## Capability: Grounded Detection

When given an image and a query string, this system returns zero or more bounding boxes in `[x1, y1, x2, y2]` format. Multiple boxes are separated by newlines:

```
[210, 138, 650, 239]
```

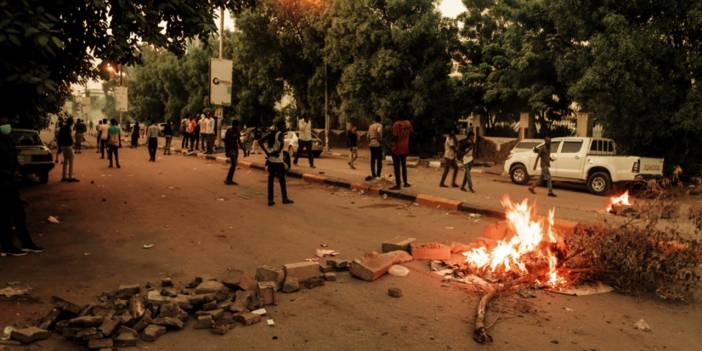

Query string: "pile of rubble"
[5, 258, 358, 349]
[4, 247, 423, 349]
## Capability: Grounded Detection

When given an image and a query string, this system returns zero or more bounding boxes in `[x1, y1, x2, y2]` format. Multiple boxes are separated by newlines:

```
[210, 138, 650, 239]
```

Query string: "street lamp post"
[214, 6, 225, 148]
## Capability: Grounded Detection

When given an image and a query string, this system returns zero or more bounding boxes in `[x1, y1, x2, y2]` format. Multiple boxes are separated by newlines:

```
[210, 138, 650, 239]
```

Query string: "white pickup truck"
[504, 137, 664, 195]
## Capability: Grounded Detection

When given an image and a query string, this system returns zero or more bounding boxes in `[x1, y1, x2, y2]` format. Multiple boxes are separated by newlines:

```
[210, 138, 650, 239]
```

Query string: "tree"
[0, 0, 254, 127]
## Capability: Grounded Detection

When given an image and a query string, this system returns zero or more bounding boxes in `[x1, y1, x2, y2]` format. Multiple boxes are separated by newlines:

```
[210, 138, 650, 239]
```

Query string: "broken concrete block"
[68, 316, 104, 328]
[388, 288, 403, 298]
[203, 309, 224, 320]
[161, 277, 174, 287]
[98, 317, 120, 337]
[230, 290, 253, 312]
[75, 327, 100, 339]
[10, 327, 50, 344]
[349, 253, 395, 281]
[132, 310, 152, 332]
[194, 315, 214, 329]
[116, 284, 141, 298]
[284, 261, 320, 282]
[221, 269, 244, 290]
[382, 238, 416, 253]
[37, 307, 62, 330]
[51, 296, 82, 316]
[326, 258, 350, 271]
[87, 338, 113, 349]
[161, 288, 178, 297]
[410, 243, 451, 260]
[114, 299, 128, 309]
[255, 265, 285, 290]
[302, 276, 325, 289]
[210, 321, 231, 335]
[238, 274, 259, 291]
[319, 263, 336, 273]
[202, 301, 218, 311]
[114, 331, 138, 348]
[281, 277, 300, 293]
[152, 316, 184, 329]
[140, 324, 167, 342]
[235, 312, 262, 326]
[256, 281, 278, 306]
[195, 280, 226, 294]
[159, 302, 188, 322]
[129, 296, 145, 319]
[323, 272, 337, 281]
[217, 311, 234, 323]
[171, 294, 193, 310]
[61, 327, 81, 339]
[187, 293, 216, 305]
[146, 290, 169, 305]
[117, 326, 138, 337]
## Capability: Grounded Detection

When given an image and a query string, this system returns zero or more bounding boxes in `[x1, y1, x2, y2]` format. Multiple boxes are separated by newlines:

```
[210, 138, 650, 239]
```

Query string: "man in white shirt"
[293, 116, 315, 168]
[367, 115, 383, 180]
[439, 128, 459, 188]
[99, 118, 109, 159]
[146, 121, 160, 162]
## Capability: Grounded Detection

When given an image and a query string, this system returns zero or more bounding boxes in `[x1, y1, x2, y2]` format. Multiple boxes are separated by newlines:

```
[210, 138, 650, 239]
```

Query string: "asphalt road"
[1, 147, 700, 351]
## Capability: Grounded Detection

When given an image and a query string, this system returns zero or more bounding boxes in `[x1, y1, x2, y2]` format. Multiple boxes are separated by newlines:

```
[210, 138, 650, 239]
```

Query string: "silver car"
[11, 129, 54, 183]
[284, 131, 324, 157]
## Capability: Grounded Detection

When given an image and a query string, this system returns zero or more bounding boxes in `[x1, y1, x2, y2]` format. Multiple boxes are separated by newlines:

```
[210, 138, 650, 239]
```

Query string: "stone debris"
[282, 277, 300, 293]
[349, 251, 413, 281]
[116, 284, 141, 298]
[284, 262, 321, 283]
[87, 338, 113, 349]
[195, 315, 214, 329]
[141, 324, 167, 342]
[10, 327, 50, 344]
[255, 266, 285, 290]
[410, 243, 452, 260]
[387, 288, 403, 298]
[381, 238, 416, 253]
[326, 258, 350, 271]
[257, 282, 278, 306]
[236, 312, 262, 326]
[323, 272, 337, 281]
[114, 331, 138, 347]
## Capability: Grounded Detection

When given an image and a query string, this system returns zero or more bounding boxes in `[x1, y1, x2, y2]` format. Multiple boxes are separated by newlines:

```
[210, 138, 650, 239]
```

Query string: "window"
[550, 141, 562, 153]
[561, 141, 583, 153]
[590, 140, 601, 152]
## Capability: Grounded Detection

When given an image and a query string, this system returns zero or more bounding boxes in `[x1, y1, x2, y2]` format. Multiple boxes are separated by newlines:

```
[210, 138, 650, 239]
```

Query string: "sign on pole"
[115, 86, 128, 112]
[210, 58, 233, 106]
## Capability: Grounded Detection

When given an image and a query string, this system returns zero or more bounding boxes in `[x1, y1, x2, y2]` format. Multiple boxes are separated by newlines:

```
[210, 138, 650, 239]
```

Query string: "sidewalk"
[170, 145, 614, 226]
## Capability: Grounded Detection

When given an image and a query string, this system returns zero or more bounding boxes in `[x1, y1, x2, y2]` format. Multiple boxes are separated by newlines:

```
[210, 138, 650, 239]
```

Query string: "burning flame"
[606, 191, 631, 213]
[463, 197, 564, 287]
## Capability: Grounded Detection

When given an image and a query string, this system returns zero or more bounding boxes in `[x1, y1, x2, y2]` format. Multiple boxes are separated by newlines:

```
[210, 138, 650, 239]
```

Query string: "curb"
[167, 147, 586, 229]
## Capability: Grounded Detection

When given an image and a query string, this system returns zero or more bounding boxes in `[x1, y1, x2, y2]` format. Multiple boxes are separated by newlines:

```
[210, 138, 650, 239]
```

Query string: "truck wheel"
[38, 172, 49, 184]
[587, 171, 611, 195]
[510, 164, 529, 185]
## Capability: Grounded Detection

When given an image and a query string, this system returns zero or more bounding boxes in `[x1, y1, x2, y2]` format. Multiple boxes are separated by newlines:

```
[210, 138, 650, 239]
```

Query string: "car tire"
[38, 172, 49, 184]
[587, 171, 611, 196]
[509, 164, 529, 185]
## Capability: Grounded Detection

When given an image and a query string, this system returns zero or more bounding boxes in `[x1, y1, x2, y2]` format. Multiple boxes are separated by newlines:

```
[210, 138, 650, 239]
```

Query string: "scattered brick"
[323, 272, 337, 281]
[326, 258, 350, 271]
[161, 277, 174, 287]
[257, 281, 278, 306]
[75, 327, 100, 339]
[235, 312, 262, 326]
[255, 265, 285, 290]
[132, 310, 152, 332]
[87, 338, 113, 350]
[67, 316, 104, 328]
[281, 277, 300, 293]
[116, 284, 141, 298]
[382, 238, 416, 253]
[146, 290, 169, 305]
[51, 296, 82, 316]
[202, 301, 218, 311]
[195, 315, 214, 329]
[10, 327, 50, 344]
[129, 296, 145, 319]
[284, 262, 320, 282]
[195, 280, 226, 294]
[410, 243, 452, 260]
[98, 317, 120, 337]
[37, 307, 62, 330]
[114, 331, 138, 348]
[210, 321, 231, 335]
[140, 324, 167, 342]
[319, 263, 336, 273]
[301, 276, 325, 289]
[151, 316, 184, 330]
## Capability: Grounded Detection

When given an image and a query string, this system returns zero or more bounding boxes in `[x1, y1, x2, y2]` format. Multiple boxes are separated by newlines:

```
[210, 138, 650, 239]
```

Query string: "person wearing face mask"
[0, 114, 44, 256]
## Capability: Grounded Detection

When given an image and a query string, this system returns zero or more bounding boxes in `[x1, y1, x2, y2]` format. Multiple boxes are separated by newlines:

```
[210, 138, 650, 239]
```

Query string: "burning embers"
[463, 197, 565, 287]
[606, 191, 632, 214]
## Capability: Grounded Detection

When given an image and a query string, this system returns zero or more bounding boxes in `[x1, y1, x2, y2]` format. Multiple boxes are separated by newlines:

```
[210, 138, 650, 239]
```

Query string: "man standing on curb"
[293, 116, 315, 168]
[529, 136, 556, 197]
[439, 128, 459, 188]
[366, 116, 383, 180]
[202, 114, 215, 154]
[146, 121, 160, 162]
[389, 116, 413, 190]
[58, 117, 78, 182]
[224, 119, 244, 185]
[0, 114, 44, 256]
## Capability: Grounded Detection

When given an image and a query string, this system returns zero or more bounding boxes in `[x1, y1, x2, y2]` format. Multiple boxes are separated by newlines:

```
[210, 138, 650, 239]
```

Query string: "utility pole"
[119, 64, 123, 127]
[214, 6, 225, 148]
[324, 57, 329, 152]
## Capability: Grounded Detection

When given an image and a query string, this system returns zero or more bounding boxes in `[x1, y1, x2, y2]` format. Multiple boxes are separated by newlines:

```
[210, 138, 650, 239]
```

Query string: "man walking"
[529, 136, 556, 197]
[74, 119, 86, 153]
[107, 119, 122, 168]
[99, 118, 109, 158]
[203, 114, 215, 154]
[347, 124, 358, 169]
[224, 120, 244, 185]
[146, 121, 160, 162]
[58, 117, 78, 182]
[260, 121, 294, 206]
[389, 116, 413, 190]
[293, 116, 315, 168]
[163, 120, 173, 155]
[0, 114, 44, 256]
[439, 128, 459, 187]
[366, 116, 383, 180]
[95, 120, 102, 154]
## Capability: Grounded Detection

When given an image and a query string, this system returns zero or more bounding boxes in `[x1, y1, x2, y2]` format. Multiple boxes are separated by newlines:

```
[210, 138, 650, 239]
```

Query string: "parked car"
[10, 129, 54, 183]
[504, 137, 664, 195]
[509, 138, 544, 155]
[283, 131, 324, 157]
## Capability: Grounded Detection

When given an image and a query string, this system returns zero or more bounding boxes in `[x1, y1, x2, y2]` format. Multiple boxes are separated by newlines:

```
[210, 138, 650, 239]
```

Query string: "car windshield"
[11, 131, 41, 146]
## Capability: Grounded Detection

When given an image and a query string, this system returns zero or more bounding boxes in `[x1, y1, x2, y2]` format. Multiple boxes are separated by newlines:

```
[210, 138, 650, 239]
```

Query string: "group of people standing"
[439, 129, 476, 192]
[180, 114, 216, 154]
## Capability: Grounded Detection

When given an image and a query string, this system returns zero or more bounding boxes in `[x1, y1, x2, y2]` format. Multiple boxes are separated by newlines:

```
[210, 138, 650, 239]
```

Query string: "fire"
[463, 197, 564, 287]
[606, 191, 631, 213]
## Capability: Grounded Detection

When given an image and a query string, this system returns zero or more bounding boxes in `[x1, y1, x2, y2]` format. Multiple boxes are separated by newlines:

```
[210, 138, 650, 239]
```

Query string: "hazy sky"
[220, 0, 467, 30]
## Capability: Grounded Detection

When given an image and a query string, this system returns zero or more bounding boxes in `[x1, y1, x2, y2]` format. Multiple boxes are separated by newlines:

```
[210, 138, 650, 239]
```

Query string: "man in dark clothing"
[389, 116, 413, 190]
[0, 114, 44, 256]
[58, 117, 78, 182]
[529, 137, 556, 197]
[224, 120, 244, 185]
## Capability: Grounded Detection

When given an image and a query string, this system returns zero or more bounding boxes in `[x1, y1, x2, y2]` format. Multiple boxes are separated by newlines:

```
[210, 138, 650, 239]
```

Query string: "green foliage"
[0, 0, 254, 127]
